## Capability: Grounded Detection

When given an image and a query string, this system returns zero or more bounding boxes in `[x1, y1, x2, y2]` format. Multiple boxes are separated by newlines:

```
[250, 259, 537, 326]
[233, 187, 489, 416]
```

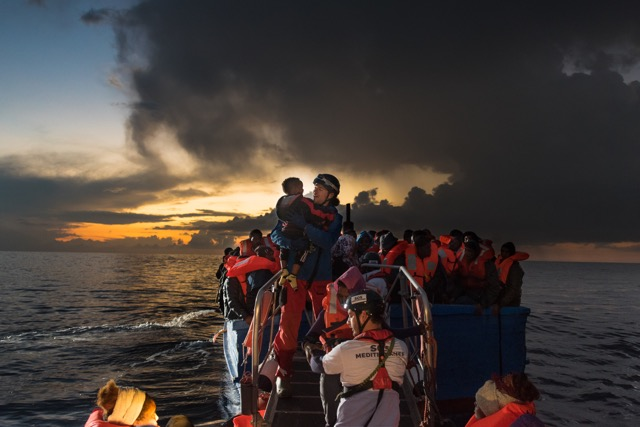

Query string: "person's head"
[106, 386, 158, 426]
[449, 229, 463, 239]
[281, 177, 304, 195]
[332, 234, 356, 256]
[249, 229, 263, 248]
[448, 235, 463, 252]
[166, 415, 194, 427]
[255, 245, 275, 261]
[356, 231, 373, 251]
[474, 372, 540, 419]
[403, 229, 413, 242]
[463, 237, 481, 261]
[360, 252, 381, 274]
[374, 229, 389, 245]
[313, 173, 340, 206]
[412, 230, 432, 258]
[333, 266, 367, 302]
[379, 232, 398, 255]
[96, 379, 119, 415]
[501, 242, 516, 259]
[223, 247, 233, 256]
[345, 289, 385, 335]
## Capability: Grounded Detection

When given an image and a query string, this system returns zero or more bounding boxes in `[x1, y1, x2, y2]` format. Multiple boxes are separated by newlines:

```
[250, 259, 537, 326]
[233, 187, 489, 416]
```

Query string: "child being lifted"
[276, 177, 335, 290]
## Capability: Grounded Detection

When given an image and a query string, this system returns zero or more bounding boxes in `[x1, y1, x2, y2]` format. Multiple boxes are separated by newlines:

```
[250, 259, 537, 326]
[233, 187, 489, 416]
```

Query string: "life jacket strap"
[338, 380, 401, 399]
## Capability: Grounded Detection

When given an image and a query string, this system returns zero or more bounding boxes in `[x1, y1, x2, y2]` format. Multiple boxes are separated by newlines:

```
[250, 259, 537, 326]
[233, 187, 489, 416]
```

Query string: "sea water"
[0, 252, 638, 426]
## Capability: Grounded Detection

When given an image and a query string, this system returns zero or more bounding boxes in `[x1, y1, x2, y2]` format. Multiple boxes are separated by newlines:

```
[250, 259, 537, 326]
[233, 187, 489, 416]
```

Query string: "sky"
[2, 0, 640, 263]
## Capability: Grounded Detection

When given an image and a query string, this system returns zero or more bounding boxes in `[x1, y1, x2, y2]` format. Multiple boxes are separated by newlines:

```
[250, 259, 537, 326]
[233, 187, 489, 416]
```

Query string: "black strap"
[336, 339, 396, 400]
[306, 246, 322, 289]
[340, 381, 401, 399]
[363, 389, 384, 427]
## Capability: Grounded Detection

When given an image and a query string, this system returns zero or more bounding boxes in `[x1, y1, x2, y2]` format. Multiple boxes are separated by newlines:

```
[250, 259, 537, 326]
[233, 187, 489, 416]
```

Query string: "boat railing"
[248, 264, 438, 427]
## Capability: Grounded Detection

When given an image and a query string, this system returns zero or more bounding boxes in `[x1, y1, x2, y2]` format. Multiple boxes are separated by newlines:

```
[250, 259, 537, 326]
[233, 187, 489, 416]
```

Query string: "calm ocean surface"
[0, 252, 638, 426]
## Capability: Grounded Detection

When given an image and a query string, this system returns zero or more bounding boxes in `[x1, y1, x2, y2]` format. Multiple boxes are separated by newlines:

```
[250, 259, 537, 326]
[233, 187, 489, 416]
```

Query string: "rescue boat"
[229, 263, 530, 427]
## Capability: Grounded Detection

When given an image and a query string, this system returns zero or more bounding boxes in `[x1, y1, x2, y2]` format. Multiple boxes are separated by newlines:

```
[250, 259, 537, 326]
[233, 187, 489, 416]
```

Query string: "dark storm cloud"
[156, 210, 277, 234]
[0, 164, 185, 251]
[107, 1, 640, 248]
[0, 167, 181, 216]
[80, 8, 118, 24]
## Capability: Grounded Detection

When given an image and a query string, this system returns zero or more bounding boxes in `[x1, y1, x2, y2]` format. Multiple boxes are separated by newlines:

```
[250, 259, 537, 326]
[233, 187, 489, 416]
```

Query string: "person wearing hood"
[355, 231, 374, 263]
[466, 372, 543, 427]
[84, 380, 159, 427]
[331, 233, 359, 280]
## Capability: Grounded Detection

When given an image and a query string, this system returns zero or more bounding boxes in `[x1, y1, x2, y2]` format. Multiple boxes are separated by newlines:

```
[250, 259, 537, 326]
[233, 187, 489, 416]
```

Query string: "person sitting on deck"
[465, 372, 543, 427]
[237, 229, 265, 257]
[331, 233, 359, 280]
[378, 232, 408, 303]
[438, 229, 464, 280]
[84, 379, 162, 427]
[275, 176, 336, 290]
[222, 246, 278, 385]
[405, 230, 449, 304]
[494, 241, 530, 307]
[355, 230, 374, 263]
[304, 290, 409, 427]
[451, 236, 501, 314]
[360, 251, 388, 299]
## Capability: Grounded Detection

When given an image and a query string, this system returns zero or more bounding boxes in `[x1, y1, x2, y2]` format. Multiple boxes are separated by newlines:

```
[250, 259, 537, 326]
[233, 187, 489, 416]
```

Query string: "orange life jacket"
[225, 255, 239, 271]
[495, 252, 529, 285]
[226, 256, 278, 297]
[437, 246, 459, 276]
[405, 242, 440, 286]
[239, 236, 273, 257]
[319, 266, 367, 347]
[458, 249, 493, 289]
[232, 410, 267, 427]
[380, 241, 408, 274]
[320, 286, 352, 346]
[464, 401, 537, 427]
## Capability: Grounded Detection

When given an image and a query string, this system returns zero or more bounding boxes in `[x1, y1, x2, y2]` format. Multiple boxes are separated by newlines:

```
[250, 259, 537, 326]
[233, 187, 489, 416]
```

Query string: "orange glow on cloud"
[57, 222, 190, 243]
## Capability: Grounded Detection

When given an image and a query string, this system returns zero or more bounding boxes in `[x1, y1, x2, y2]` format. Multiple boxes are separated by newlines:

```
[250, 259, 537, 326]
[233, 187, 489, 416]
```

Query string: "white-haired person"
[85, 379, 193, 427]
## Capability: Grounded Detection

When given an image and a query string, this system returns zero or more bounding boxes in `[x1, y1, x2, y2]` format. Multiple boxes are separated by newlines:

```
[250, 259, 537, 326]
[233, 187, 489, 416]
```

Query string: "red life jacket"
[458, 249, 494, 289]
[405, 242, 440, 286]
[495, 252, 529, 285]
[438, 246, 459, 276]
[380, 241, 408, 274]
[320, 286, 352, 347]
[239, 236, 273, 257]
[231, 410, 267, 427]
[464, 401, 537, 427]
[354, 329, 395, 390]
[226, 256, 278, 297]
[225, 255, 239, 271]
